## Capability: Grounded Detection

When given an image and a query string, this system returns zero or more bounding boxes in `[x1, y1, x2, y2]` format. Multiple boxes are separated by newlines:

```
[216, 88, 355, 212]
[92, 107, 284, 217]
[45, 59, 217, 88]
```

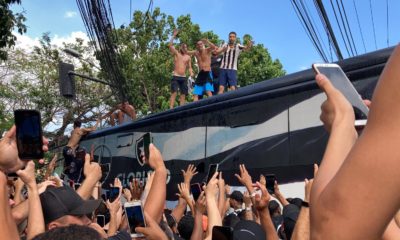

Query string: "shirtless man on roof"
[63, 119, 100, 181]
[168, 29, 194, 109]
[189, 38, 217, 101]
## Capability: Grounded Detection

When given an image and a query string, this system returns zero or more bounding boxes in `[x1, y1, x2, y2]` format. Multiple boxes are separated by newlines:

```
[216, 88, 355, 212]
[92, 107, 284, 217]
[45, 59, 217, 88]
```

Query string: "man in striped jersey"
[218, 32, 253, 94]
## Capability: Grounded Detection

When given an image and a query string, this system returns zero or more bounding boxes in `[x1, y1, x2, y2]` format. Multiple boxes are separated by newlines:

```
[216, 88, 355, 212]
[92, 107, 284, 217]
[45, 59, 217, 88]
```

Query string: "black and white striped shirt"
[220, 43, 245, 71]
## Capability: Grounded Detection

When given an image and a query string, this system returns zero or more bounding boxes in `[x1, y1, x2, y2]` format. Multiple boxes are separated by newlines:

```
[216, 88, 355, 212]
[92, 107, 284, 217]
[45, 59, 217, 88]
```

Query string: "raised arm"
[17, 161, 45, 240]
[81, 119, 100, 133]
[201, 38, 217, 52]
[214, 44, 228, 55]
[143, 144, 167, 223]
[169, 29, 179, 55]
[76, 154, 102, 200]
[0, 172, 19, 240]
[311, 44, 400, 239]
[254, 182, 279, 240]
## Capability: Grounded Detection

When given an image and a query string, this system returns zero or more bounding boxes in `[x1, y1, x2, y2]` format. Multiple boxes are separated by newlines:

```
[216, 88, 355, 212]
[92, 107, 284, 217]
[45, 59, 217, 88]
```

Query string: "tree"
[0, 0, 27, 61]
[112, 8, 283, 113]
[237, 34, 285, 87]
[0, 33, 113, 137]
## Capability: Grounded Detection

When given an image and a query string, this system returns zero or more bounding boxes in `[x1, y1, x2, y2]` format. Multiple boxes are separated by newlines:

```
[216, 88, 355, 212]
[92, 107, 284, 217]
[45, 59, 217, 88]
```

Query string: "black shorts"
[196, 70, 212, 85]
[171, 76, 188, 95]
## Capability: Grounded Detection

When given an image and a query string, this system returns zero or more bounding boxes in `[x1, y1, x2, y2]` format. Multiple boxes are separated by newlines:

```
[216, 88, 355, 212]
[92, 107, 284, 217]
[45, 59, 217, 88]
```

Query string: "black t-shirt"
[211, 55, 223, 78]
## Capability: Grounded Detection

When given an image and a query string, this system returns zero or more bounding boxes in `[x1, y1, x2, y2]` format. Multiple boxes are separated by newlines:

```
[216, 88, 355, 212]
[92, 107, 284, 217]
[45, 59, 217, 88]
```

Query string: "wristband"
[301, 201, 309, 208]
[245, 207, 252, 211]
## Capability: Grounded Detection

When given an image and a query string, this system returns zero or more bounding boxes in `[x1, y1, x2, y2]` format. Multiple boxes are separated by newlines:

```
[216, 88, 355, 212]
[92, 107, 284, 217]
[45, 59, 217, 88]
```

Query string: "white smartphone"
[312, 63, 369, 125]
[124, 201, 146, 238]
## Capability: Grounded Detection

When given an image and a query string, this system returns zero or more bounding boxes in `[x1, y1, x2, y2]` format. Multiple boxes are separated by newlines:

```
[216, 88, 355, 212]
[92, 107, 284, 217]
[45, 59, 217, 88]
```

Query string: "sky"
[11, 0, 400, 74]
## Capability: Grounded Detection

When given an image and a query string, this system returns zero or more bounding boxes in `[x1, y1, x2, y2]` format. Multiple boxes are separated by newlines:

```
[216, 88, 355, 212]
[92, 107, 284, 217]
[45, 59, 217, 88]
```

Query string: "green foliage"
[0, 0, 27, 61]
[111, 8, 284, 114]
[0, 33, 113, 136]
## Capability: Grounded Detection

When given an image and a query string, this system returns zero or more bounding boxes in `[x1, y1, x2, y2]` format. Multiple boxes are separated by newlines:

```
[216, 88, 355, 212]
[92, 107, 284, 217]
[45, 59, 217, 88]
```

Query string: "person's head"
[268, 200, 281, 216]
[40, 186, 101, 230]
[229, 190, 243, 209]
[228, 31, 237, 45]
[177, 215, 194, 240]
[122, 100, 130, 108]
[73, 120, 82, 129]
[179, 43, 188, 54]
[196, 40, 204, 51]
[233, 220, 266, 240]
[282, 204, 300, 240]
[223, 213, 240, 228]
[32, 224, 102, 240]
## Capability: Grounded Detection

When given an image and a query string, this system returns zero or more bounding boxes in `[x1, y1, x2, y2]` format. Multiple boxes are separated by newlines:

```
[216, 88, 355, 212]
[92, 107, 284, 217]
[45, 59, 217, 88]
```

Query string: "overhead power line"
[290, 0, 328, 62]
[313, 0, 344, 60]
[352, 0, 366, 53]
[338, 0, 358, 55]
[329, 0, 352, 57]
[369, 0, 378, 50]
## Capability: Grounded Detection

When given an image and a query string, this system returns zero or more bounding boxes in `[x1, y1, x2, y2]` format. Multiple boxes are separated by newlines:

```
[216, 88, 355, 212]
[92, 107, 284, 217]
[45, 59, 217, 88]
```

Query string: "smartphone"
[212, 226, 233, 240]
[14, 109, 44, 159]
[124, 201, 146, 238]
[74, 183, 81, 191]
[190, 183, 202, 201]
[108, 187, 120, 202]
[143, 133, 152, 160]
[312, 63, 369, 122]
[96, 215, 105, 227]
[265, 174, 276, 195]
[206, 164, 219, 183]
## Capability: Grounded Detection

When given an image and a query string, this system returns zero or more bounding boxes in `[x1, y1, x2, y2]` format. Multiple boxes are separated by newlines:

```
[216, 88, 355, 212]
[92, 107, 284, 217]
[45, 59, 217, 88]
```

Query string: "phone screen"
[96, 215, 105, 227]
[191, 183, 202, 201]
[143, 133, 151, 160]
[108, 187, 120, 202]
[212, 226, 233, 240]
[265, 174, 276, 194]
[206, 164, 219, 183]
[14, 110, 44, 159]
[125, 204, 145, 236]
[313, 64, 369, 120]
[74, 183, 81, 191]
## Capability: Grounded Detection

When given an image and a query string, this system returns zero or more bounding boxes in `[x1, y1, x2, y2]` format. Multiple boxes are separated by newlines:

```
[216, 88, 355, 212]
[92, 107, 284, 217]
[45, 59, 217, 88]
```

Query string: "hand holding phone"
[143, 133, 152, 160]
[14, 110, 44, 160]
[108, 187, 120, 202]
[206, 164, 219, 183]
[312, 63, 369, 122]
[190, 183, 202, 201]
[124, 201, 146, 238]
[265, 174, 276, 195]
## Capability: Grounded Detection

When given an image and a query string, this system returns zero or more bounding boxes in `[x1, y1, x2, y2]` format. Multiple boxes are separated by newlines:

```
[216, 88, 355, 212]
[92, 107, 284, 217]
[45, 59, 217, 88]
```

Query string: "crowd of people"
[1, 44, 400, 240]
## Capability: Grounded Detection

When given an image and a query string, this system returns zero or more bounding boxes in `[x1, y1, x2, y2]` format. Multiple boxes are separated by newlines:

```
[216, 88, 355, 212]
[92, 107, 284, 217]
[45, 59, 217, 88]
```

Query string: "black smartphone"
[108, 187, 120, 202]
[265, 174, 276, 194]
[190, 183, 202, 201]
[143, 133, 152, 160]
[206, 164, 219, 183]
[99, 163, 110, 183]
[312, 63, 369, 122]
[212, 226, 233, 240]
[96, 215, 105, 227]
[14, 109, 44, 160]
[125, 201, 146, 238]
[74, 183, 81, 191]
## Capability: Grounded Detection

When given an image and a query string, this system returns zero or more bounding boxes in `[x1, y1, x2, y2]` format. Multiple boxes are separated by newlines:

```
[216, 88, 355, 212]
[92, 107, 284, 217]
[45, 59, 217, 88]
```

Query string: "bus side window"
[117, 133, 134, 148]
